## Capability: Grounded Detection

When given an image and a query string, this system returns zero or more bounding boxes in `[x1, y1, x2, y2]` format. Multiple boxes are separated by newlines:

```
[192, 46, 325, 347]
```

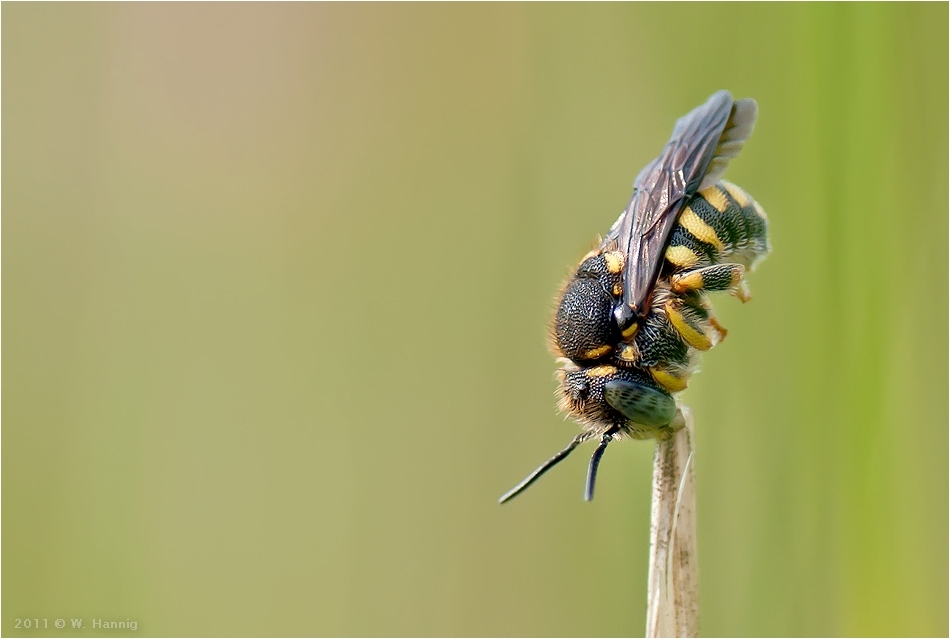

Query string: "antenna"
[498, 433, 587, 504]
[584, 427, 619, 501]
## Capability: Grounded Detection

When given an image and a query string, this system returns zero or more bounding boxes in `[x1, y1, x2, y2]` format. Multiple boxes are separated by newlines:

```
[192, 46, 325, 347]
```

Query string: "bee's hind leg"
[670, 263, 750, 302]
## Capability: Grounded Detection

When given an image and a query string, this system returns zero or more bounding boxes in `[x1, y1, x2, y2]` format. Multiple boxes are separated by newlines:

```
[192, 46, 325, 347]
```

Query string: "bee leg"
[664, 297, 726, 351]
[670, 263, 750, 301]
[708, 315, 729, 341]
[648, 362, 690, 392]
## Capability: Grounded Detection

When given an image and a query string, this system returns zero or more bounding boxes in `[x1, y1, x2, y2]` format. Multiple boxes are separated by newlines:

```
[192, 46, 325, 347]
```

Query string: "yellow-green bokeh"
[3, 3, 946, 637]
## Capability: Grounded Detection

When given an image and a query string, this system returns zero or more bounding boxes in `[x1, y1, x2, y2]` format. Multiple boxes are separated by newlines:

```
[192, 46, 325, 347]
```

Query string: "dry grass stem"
[645, 406, 698, 638]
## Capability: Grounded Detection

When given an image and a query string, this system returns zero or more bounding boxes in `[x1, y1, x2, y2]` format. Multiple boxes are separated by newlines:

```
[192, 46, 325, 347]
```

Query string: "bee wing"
[606, 91, 758, 321]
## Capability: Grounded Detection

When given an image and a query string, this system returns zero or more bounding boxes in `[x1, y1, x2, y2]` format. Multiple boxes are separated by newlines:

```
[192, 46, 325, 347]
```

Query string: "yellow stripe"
[665, 301, 713, 351]
[587, 365, 617, 378]
[670, 270, 704, 293]
[649, 366, 689, 392]
[581, 344, 612, 360]
[678, 207, 724, 252]
[720, 181, 751, 207]
[617, 344, 637, 363]
[665, 245, 700, 269]
[753, 201, 768, 220]
[620, 320, 639, 339]
[700, 184, 730, 213]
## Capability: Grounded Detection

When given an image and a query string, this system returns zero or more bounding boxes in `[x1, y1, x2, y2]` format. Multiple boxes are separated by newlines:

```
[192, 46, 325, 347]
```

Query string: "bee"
[500, 91, 770, 504]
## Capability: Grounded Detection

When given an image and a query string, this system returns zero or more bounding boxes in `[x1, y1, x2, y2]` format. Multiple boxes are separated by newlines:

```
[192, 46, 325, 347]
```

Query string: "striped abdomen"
[664, 181, 769, 274]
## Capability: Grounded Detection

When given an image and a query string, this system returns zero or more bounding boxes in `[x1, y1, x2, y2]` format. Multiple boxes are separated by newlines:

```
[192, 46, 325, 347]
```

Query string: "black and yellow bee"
[500, 91, 770, 504]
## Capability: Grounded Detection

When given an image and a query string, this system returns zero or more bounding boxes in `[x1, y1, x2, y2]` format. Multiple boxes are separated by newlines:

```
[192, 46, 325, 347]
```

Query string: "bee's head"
[556, 364, 621, 425]
[556, 363, 676, 435]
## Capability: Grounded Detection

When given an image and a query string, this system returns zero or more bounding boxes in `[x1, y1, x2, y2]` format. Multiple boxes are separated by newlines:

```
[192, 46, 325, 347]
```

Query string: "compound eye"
[604, 379, 675, 427]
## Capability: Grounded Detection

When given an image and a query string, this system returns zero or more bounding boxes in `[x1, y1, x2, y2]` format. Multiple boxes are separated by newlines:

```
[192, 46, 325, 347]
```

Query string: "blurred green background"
[3, 3, 946, 637]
